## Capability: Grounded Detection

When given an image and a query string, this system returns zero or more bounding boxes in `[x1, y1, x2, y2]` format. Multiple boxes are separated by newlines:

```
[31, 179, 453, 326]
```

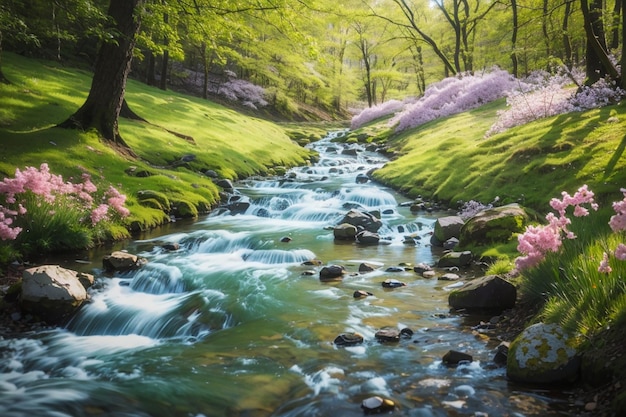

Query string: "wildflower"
[90, 204, 110, 225]
[598, 252, 612, 274]
[615, 244, 626, 261]
[609, 188, 626, 232]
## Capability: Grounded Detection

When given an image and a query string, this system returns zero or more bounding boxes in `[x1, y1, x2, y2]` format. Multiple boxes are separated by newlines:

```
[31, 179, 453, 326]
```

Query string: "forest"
[1, 0, 624, 125]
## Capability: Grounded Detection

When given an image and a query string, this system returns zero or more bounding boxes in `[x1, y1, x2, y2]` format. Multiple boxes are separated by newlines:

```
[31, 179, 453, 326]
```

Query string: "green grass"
[0, 53, 319, 233]
[366, 99, 626, 211]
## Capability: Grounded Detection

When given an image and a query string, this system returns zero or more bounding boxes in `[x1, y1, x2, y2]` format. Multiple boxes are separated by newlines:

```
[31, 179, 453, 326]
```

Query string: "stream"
[0, 131, 575, 416]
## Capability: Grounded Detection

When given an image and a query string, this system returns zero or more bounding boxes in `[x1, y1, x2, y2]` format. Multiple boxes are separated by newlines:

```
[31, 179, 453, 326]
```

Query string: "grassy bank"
[358, 100, 626, 211]
[344, 89, 626, 414]
[0, 53, 327, 235]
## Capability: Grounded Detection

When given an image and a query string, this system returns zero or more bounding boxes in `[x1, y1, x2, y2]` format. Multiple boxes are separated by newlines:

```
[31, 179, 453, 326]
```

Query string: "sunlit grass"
[369, 99, 626, 211]
[0, 52, 318, 235]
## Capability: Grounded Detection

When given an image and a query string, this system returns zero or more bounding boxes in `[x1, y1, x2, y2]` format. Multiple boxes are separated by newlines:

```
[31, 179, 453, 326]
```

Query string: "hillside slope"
[362, 100, 626, 211]
[0, 53, 324, 230]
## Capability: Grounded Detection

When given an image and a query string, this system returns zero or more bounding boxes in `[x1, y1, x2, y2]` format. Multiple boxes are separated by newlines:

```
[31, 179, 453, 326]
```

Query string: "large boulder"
[507, 323, 580, 385]
[20, 265, 92, 323]
[432, 216, 465, 246]
[338, 209, 382, 233]
[448, 275, 516, 312]
[333, 223, 358, 240]
[460, 204, 528, 246]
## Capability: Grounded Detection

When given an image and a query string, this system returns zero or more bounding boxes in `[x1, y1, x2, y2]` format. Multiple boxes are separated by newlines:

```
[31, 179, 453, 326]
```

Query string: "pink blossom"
[615, 244, 626, 261]
[609, 188, 626, 232]
[598, 252, 612, 274]
[90, 204, 109, 225]
[390, 69, 519, 132]
[351, 99, 409, 129]
[106, 186, 130, 217]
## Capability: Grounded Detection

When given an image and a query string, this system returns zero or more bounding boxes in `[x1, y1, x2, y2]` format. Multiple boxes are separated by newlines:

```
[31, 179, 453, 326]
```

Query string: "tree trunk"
[159, 11, 169, 91]
[622, 0, 626, 90]
[610, 0, 622, 50]
[580, 0, 618, 83]
[57, 0, 144, 154]
[511, 0, 519, 77]
[562, 0, 573, 69]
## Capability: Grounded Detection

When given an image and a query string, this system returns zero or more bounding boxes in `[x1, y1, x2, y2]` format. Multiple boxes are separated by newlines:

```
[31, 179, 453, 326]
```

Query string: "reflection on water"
[0, 131, 572, 416]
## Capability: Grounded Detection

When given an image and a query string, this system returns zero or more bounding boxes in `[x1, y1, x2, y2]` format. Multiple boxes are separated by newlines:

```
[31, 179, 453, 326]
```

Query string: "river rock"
[439, 273, 461, 282]
[438, 250, 473, 268]
[338, 209, 382, 233]
[333, 223, 358, 240]
[319, 264, 346, 281]
[361, 396, 395, 414]
[460, 203, 528, 246]
[356, 230, 380, 245]
[358, 262, 380, 273]
[414, 263, 432, 274]
[214, 178, 234, 191]
[334, 332, 364, 346]
[375, 327, 400, 342]
[382, 278, 406, 288]
[442, 350, 473, 365]
[356, 173, 369, 184]
[20, 265, 91, 323]
[103, 251, 147, 272]
[443, 237, 459, 250]
[353, 290, 373, 298]
[507, 322, 580, 384]
[432, 216, 465, 246]
[448, 275, 516, 312]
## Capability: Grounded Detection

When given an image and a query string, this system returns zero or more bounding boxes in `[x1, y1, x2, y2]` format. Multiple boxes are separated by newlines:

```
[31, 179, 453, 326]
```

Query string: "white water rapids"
[0, 131, 575, 416]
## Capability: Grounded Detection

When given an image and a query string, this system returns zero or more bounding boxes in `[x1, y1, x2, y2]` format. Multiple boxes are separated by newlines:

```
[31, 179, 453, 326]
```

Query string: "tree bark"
[511, 0, 518, 77]
[580, 0, 618, 83]
[57, 0, 144, 154]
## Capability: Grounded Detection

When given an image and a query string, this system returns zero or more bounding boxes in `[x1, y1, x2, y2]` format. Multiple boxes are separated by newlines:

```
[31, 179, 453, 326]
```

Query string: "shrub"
[0, 163, 130, 259]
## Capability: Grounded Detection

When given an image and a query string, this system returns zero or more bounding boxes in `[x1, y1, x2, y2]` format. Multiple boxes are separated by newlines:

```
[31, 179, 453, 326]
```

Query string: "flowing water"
[0, 131, 574, 416]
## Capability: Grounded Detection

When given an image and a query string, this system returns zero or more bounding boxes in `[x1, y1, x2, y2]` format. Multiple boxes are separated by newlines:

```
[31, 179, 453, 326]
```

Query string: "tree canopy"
[0, 0, 624, 144]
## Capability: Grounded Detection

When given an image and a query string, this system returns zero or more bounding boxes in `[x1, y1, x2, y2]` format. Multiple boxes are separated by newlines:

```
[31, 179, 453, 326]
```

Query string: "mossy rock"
[507, 322, 580, 385]
[460, 203, 528, 246]
[138, 197, 164, 211]
[172, 200, 198, 218]
[137, 190, 171, 212]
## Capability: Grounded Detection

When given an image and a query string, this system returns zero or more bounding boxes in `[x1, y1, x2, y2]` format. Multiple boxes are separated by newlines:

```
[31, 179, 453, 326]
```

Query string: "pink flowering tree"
[0, 163, 130, 260]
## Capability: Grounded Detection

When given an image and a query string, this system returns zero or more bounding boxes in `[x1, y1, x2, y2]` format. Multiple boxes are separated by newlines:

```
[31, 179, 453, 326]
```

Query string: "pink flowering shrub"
[487, 72, 625, 137]
[515, 185, 598, 270]
[516, 185, 626, 274]
[390, 69, 518, 132]
[0, 163, 130, 257]
[350, 99, 409, 130]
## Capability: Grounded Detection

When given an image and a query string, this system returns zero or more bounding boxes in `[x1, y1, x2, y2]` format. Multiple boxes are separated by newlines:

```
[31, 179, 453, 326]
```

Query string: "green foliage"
[485, 258, 515, 275]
